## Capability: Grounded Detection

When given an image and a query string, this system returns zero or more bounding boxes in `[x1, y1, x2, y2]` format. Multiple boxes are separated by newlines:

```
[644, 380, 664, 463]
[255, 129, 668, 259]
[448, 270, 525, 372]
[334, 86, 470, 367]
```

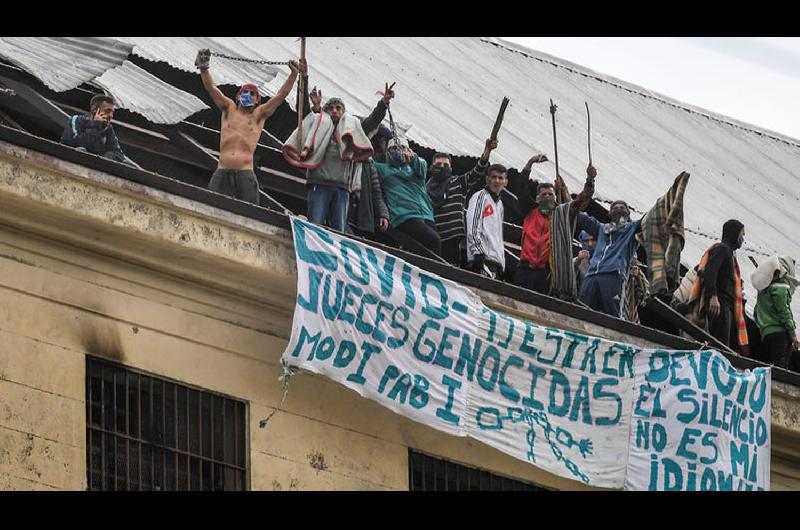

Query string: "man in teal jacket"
[754, 256, 798, 369]
[374, 137, 441, 256]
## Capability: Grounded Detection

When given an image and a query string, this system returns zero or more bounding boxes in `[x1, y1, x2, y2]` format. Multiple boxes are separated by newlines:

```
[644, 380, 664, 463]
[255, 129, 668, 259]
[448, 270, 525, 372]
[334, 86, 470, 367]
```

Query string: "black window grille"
[408, 450, 547, 491]
[86, 356, 247, 491]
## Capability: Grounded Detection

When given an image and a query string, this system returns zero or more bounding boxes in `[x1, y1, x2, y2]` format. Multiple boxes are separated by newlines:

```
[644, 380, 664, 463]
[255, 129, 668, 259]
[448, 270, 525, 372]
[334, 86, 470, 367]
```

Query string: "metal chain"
[210, 51, 290, 66]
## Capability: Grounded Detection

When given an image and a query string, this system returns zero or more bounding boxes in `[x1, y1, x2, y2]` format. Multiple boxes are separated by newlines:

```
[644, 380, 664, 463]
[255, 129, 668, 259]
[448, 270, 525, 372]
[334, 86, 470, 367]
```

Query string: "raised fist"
[195, 49, 211, 70]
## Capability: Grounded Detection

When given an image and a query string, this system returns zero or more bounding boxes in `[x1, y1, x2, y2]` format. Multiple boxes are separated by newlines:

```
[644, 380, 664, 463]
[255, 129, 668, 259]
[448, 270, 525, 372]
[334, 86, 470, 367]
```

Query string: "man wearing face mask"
[426, 138, 499, 266]
[373, 137, 440, 255]
[60, 94, 137, 167]
[515, 163, 595, 296]
[575, 199, 644, 317]
[283, 85, 395, 232]
[197, 49, 303, 206]
[689, 219, 749, 352]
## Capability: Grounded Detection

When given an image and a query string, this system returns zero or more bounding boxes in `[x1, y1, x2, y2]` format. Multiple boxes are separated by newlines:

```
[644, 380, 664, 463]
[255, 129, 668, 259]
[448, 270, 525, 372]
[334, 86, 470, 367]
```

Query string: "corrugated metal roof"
[241, 36, 800, 319]
[116, 37, 280, 93]
[92, 60, 208, 124]
[0, 37, 132, 92]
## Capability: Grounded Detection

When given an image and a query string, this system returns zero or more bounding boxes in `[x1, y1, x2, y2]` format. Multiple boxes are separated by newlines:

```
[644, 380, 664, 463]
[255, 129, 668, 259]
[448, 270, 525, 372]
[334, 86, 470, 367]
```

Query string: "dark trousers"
[579, 272, 624, 318]
[707, 301, 734, 347]
[516, 266, 550, 295]
[473, 260, 503, 279]
[763, 331, 792, 369]
[396, 218, 441, 256]
[209, 168, 259, 205]
[441, 238, 464, 267]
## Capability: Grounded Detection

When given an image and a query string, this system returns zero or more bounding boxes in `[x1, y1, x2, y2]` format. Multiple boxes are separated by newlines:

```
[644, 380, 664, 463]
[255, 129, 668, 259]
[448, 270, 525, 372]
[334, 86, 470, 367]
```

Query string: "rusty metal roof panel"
[92, 60, 208, 124]
[0, 37, 132, 92]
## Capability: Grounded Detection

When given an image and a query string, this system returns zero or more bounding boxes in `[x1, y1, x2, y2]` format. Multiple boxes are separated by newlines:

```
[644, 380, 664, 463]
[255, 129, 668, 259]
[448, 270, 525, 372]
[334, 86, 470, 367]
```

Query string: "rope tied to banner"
[210, 51, 291, 67]
[258, 359, 298, 429]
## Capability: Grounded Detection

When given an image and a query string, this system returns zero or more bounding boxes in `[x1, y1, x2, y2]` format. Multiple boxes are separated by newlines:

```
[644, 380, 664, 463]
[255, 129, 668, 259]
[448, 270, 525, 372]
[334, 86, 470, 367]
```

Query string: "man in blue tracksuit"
[60, 94, 137, 167]
[575, 200, 642, 318]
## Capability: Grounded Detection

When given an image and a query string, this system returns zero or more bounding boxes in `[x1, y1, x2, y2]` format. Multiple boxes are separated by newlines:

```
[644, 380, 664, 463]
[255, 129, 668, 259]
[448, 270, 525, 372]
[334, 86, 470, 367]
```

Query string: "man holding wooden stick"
[195, 48, 304, 205]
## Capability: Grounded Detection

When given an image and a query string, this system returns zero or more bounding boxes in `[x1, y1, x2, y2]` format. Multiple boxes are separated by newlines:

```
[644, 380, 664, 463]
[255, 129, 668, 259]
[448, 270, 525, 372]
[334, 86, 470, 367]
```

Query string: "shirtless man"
[196, 48, 304, 205]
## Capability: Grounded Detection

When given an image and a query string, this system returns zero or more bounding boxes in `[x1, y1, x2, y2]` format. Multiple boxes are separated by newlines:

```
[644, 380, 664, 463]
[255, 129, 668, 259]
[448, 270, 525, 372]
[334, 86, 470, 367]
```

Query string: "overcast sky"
[502, 37, 800, 141]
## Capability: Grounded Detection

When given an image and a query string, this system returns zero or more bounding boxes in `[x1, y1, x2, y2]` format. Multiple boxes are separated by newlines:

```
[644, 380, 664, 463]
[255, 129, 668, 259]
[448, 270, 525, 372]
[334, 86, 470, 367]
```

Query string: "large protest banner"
[281, 218, 771, 489]
[625, 350, 771, 490]
[282, 217, 637, 488]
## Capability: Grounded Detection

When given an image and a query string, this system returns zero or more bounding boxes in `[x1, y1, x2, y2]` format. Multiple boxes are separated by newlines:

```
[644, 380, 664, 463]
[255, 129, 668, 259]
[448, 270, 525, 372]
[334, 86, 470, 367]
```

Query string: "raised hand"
[195, 48, 211, 69]
[382, 82, 396, 104]
[310, 86, 322, 109]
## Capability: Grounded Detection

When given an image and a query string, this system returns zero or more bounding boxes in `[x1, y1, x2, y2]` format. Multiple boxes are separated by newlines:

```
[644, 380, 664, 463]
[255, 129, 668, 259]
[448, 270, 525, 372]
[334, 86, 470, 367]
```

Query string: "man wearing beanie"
[426, 138, 500, 266]
[374, 136, 441, 255]
[575, 199, 643, 317]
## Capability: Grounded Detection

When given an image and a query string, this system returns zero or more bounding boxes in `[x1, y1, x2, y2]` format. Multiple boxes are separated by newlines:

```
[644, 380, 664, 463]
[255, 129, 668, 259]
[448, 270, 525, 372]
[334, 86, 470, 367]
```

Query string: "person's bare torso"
[218, 106, 265, 169]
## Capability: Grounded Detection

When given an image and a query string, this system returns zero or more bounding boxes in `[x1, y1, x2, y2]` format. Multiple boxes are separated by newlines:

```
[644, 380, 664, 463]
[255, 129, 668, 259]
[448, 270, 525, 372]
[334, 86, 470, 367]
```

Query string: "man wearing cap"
[575, 199, 644, 317]
[196, 48, 303, 205]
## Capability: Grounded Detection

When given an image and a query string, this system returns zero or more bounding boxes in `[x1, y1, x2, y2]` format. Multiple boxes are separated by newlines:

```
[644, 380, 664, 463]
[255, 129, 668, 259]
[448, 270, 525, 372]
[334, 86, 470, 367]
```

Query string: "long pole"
[585, 101, 592, 166]
[296, 37, 306, 150]
[550, 98, 559, 179]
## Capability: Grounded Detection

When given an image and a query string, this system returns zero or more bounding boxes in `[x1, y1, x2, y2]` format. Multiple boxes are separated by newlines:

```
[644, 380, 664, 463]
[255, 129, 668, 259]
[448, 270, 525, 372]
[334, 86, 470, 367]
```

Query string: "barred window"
[86, 357, 247, 491]
[408, 450, 546, 491]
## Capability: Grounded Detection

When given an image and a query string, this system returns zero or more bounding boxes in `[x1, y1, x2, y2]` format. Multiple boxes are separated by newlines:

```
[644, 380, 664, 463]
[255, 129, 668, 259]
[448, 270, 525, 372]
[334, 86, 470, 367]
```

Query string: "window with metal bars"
[408, 450, 547, 491]
[86, 356, 247, 491]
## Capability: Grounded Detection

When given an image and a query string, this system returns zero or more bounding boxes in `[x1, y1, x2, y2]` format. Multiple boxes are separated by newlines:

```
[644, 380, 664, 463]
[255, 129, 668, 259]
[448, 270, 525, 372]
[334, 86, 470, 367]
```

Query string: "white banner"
[281, 218, 771, 490]
[283, 218, 639, 487]
[625, 349, 771, 490]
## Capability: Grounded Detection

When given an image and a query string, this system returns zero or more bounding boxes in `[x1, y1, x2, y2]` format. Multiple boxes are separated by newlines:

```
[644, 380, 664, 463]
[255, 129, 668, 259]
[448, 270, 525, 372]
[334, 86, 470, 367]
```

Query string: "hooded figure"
[688, 219, 749, 354]
[753, 255, 798, 368]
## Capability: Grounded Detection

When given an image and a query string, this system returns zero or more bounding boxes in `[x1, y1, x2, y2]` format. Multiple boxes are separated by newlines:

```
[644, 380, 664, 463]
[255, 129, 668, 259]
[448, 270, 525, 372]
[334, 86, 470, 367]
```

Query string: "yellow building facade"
[1, 137, 799, 491]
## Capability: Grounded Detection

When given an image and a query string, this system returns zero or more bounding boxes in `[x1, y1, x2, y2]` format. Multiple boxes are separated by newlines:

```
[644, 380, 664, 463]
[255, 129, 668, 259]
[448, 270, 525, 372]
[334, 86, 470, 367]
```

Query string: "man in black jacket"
[425, 138, 503, 266]
[60, 94, 137, 167]
[703, 219, 746, 346]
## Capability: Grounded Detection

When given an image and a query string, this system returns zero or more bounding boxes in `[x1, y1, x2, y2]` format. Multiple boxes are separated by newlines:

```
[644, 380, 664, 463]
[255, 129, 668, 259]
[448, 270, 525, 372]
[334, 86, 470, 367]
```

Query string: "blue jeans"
[307, 185, 350, 232]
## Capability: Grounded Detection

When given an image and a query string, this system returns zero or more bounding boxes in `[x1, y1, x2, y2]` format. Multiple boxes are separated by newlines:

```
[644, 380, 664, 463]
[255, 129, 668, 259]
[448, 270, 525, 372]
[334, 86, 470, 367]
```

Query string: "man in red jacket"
[516, 165, 596, 295]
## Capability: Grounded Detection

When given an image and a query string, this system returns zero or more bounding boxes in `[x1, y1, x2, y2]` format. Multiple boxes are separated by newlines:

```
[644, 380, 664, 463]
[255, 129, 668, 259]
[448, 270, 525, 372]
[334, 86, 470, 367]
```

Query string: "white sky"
[502, 37, 800, 141]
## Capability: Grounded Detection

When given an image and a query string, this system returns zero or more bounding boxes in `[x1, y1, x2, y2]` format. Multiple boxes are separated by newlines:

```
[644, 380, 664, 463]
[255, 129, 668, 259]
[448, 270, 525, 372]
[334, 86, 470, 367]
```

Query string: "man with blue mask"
[373, 136, 441, 255]
[196, 48, 303, 205]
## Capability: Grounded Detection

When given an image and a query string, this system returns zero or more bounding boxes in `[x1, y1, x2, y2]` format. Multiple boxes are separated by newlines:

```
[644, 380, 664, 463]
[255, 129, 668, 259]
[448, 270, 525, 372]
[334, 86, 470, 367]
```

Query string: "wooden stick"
[296, 37, 306, 151]
[489, 97, 510, 142]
